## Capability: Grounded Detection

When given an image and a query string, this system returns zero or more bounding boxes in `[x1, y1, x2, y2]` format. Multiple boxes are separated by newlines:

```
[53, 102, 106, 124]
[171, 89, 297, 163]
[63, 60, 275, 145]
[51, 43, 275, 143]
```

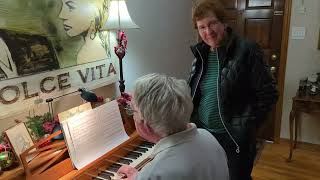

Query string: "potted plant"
[25, 112, 54, 141]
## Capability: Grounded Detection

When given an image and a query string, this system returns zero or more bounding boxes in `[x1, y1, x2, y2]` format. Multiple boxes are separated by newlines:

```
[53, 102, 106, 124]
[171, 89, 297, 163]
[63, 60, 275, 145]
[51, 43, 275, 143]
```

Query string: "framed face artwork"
[59, 0, 111, 64]
[0, 0, 118, 118]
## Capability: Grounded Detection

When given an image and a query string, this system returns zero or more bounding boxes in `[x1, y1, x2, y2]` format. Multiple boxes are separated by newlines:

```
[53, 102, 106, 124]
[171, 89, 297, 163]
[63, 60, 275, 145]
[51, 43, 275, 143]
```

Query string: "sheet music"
[58, 102, 92, 123]
[61, 100, 129, 169]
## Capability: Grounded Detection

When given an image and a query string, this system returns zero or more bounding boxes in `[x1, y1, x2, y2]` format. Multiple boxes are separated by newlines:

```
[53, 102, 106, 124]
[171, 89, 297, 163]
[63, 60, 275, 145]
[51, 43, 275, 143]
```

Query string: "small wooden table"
[288, 93, 320, 161]
[0, 165, 24, 180]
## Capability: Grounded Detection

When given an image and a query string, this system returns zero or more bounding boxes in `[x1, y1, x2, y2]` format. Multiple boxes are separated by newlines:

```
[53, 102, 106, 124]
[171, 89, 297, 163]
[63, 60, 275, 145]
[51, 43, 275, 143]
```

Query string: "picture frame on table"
[4, 123, 36, 162]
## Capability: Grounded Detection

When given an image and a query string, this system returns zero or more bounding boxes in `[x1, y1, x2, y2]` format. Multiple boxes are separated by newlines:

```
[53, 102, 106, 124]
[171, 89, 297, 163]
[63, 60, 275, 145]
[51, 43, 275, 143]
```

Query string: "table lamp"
[101, 0, 139, 95]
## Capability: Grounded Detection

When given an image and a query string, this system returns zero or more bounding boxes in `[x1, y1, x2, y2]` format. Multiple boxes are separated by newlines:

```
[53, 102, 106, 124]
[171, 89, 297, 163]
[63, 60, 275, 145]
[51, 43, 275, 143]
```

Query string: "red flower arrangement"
[118, 30, 128, 49]
[117, 92, 132, 107]
[42, 115, 60, 134]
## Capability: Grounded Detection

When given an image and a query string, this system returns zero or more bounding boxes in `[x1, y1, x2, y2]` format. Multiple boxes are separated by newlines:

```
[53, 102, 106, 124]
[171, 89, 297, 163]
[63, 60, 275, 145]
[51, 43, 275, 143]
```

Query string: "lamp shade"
[102, 0, 139, 30]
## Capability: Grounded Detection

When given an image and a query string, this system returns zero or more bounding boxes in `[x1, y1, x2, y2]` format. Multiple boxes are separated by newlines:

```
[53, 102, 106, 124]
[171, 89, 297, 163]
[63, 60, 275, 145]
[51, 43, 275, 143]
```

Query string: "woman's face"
[59, 0, 97, 37]
[196, 12, 226, 48]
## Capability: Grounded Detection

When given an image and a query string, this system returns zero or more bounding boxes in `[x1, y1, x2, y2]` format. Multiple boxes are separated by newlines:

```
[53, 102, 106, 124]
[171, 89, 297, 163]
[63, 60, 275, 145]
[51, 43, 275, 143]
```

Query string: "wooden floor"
[252, 139, 320, 180]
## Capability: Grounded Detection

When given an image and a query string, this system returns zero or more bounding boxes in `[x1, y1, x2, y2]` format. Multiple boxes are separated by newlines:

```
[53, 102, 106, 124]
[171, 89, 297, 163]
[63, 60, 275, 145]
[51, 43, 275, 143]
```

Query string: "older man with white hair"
[117, 73, 229, 180]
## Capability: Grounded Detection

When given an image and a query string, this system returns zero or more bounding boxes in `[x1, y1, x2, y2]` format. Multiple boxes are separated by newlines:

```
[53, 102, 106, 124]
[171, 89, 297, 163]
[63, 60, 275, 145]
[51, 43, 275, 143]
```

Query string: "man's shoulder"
[196, 129, 224, 147]
[196, 128, 217, 140]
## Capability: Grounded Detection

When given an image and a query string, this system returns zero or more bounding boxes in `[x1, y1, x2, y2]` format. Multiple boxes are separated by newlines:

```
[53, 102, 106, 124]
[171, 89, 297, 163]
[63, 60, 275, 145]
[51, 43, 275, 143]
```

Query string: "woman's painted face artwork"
[59, 0, 97, 37]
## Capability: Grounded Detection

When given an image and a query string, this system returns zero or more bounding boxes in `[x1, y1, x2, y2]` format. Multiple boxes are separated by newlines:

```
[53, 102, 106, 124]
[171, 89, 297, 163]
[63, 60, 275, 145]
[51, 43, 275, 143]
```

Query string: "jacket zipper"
[192, 47, 204, 100]
[216, 48, 240, 154]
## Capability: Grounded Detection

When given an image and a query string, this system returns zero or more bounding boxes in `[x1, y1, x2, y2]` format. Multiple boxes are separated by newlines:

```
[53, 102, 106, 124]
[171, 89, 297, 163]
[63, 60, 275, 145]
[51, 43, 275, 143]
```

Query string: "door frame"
[274, 0, 292, 143]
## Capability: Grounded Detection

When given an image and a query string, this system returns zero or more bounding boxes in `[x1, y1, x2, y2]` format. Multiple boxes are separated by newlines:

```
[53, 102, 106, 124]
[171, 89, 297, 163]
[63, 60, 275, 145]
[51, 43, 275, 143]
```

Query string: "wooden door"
[220, 0, 285, 141]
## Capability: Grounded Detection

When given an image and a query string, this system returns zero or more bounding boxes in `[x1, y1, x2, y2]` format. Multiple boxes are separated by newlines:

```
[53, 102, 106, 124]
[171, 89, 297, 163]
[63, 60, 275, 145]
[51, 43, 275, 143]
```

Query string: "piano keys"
[58, 132, 155, 180]
[20, 104, 149, 180]
[87, 141, 155, 180]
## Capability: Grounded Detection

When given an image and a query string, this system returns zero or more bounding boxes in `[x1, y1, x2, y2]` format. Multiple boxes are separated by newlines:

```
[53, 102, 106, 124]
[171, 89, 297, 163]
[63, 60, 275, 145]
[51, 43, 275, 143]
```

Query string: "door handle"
[270, 66, 276, 73]
[271, 54, 277, 61]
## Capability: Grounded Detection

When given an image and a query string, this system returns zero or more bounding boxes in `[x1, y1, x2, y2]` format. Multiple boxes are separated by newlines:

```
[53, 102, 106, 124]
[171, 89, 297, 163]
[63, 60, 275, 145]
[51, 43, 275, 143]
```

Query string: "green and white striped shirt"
[198, 51, 226, 134]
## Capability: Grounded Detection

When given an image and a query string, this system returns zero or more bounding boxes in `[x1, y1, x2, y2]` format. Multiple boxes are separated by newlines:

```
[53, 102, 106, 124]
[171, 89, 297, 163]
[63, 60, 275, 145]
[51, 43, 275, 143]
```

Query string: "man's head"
[192, 0, 226, 48]
[131, 73, 193, 142]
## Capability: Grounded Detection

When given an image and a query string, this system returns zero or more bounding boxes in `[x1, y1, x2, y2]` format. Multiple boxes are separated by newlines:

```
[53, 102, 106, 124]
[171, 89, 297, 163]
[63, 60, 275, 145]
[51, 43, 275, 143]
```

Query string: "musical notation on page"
[61, 100, 129, 169]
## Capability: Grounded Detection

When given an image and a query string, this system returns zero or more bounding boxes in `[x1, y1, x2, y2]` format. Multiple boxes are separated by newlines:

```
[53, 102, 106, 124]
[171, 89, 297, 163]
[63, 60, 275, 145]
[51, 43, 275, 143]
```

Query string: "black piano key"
[129, 151, 142, 157]
[126, 154, 138, 159]
[117, 158, 131, 165]
[134, 147, 148, 153]
[101, 171, 114, 177]
[123, 157, 134, 162]
[113, 155, 135, 161]
[106, 166, 119, 172]
[140, 142, 154, 148]
[110, 163, 121, 169]
[97, 172, 112, 180]
[126, 152, 140, 159]
[93, 178, 109, 180]
[143, 141, 155, 146]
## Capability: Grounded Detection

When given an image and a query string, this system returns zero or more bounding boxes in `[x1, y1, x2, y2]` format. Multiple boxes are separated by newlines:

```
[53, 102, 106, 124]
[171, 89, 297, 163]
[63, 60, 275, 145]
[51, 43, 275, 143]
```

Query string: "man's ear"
[137, 120, 162, 143]
[140, 120, 154, 135]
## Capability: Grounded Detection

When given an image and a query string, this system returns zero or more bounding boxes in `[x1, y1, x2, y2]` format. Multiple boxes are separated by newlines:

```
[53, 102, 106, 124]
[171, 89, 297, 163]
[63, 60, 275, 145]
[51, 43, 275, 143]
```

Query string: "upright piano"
[20, 108, 154, 180]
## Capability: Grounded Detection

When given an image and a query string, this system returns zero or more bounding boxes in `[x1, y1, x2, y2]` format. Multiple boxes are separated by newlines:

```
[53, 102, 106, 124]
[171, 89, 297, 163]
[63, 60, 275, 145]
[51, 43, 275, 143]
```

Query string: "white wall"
[281, 0, 320, 144]
[123, 0, 196, 91]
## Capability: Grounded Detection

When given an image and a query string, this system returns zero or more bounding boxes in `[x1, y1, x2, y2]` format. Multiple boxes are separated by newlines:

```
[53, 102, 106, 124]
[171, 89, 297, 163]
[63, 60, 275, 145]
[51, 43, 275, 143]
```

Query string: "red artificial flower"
[117, 92, 132, 107]
[97, 96, 104, 102]
[43, 122, 55, 134]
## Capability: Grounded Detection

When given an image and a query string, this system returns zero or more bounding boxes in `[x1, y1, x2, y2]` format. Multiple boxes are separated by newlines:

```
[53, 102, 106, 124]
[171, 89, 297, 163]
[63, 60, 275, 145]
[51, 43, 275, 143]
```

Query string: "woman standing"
[188, 1, 278, 180]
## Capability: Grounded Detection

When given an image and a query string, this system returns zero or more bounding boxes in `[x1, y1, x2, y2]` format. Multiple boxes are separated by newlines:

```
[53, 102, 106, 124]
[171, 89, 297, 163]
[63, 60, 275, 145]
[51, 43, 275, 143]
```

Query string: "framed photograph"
[5, 123, 36, 162]
[0, 29, 59, 81]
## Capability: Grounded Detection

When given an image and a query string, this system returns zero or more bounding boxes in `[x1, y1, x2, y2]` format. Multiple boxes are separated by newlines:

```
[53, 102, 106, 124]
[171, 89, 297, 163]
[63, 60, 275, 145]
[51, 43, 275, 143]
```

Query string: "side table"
[288, 93, 320, 161]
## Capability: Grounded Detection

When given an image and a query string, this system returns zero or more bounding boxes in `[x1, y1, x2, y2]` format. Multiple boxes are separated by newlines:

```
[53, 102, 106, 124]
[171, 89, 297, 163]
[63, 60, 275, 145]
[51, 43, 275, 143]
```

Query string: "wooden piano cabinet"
[20, 131, 142, 180]
[20, 130, 73, 180]
[18, 105, 138, 180]
[59, 132, 143, 180]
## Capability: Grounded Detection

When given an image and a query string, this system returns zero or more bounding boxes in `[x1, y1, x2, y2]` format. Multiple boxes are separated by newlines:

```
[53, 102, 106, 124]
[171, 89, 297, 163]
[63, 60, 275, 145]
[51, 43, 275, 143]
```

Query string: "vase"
[118, 104, 136, 135]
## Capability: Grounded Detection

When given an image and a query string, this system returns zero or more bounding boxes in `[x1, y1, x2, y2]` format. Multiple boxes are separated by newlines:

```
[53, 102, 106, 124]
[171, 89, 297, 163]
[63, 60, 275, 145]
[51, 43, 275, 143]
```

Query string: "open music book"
[60, 100, 129, 169]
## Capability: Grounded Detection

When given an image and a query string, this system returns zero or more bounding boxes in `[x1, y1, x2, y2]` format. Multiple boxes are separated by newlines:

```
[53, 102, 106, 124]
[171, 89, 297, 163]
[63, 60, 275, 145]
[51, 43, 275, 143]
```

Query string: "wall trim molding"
[274, 0, 293, 143]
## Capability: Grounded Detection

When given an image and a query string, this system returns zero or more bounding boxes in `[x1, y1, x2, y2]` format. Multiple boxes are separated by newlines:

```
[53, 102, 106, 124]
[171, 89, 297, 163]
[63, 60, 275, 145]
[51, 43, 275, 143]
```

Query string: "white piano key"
[93, 141, 155, 180]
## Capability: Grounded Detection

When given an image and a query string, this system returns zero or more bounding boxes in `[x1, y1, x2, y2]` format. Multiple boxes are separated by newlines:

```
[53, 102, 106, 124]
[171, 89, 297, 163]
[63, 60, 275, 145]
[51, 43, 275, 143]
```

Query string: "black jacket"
[188, 30, 278, 150]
